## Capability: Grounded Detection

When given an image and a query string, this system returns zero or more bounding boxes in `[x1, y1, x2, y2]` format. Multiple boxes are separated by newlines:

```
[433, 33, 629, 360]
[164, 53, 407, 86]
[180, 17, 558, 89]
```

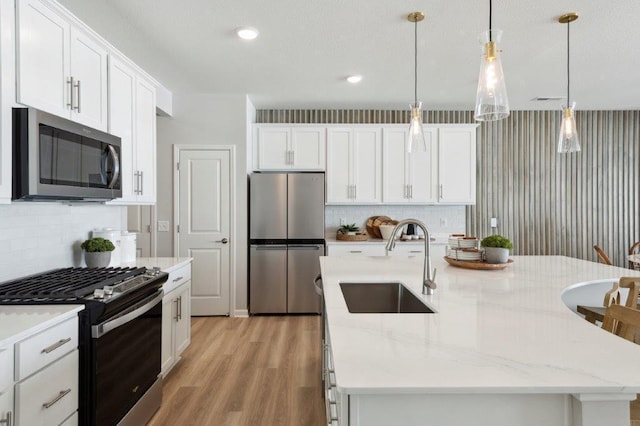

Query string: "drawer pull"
[349, 250, 362, 253]
[41, 338, 72, 354]
[0, 411, 12, 426]
[172, 276, 184, 282]
[42, 388, 71, 409]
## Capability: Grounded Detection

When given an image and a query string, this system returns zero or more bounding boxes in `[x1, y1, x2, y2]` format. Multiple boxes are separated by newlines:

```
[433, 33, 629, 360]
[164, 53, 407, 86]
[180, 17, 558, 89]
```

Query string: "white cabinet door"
[382, 127, 437, 204]
[108, 55, 136, 202]
[69, 27, 108, 131]
[16, 0, 71, 117]
[438, 127, 476, 204]
[326, 128, 352, 203]
[291, 127, 325, 170]
[161, 294, 175, 377]
[0, 388, 12, 426]
[327, 127, 381, 204]
[255, 127, 290, 170]
[174, 281, 191, 356]
[134, 76, 157, 204]
[253, 126, 325, 170]
[352, 128, 381, 203]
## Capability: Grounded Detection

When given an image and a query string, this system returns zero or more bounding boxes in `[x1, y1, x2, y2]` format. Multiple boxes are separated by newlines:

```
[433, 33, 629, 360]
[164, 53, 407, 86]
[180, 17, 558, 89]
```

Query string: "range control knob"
[93, 288, 105, 299]
[103, 286, 114, 296]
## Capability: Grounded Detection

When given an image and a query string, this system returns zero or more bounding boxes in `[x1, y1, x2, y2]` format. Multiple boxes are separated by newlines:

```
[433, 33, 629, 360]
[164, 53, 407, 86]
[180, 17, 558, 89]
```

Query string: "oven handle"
[92, 289, 163, 338]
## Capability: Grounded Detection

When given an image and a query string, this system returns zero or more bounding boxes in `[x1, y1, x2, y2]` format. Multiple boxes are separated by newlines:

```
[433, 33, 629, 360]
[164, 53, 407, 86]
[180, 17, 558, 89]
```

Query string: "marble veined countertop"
[319, 255, 640, 395]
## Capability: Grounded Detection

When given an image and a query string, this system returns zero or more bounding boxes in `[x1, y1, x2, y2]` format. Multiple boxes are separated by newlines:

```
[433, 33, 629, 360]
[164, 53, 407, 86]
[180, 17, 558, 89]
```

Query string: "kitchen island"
[319, 255, 640, 426]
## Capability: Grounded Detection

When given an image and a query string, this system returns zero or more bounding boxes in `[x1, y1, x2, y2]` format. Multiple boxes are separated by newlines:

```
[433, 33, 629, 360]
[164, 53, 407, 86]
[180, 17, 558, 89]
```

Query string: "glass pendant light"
[557, 13, 580, 153]
[474, 0, 509, 121]
[407, 12, 427, 154]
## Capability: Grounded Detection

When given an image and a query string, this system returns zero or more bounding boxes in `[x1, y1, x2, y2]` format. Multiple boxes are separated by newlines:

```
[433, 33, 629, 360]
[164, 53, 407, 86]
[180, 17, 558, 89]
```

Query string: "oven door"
[91, 289, 162, 426]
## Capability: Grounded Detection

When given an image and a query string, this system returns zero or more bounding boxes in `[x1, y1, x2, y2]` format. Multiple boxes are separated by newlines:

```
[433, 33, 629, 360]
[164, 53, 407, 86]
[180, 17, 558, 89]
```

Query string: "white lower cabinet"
[0, 345, 12, 426]
[161, 264, 192, 377]
[326, 244, 386, 257]
[0, 388, 12, 426]
[15, 350, 78, 426]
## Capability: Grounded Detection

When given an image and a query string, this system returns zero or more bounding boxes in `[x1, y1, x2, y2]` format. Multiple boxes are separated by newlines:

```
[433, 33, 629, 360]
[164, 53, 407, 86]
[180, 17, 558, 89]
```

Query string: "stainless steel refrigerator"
[249, 173, 325, 314]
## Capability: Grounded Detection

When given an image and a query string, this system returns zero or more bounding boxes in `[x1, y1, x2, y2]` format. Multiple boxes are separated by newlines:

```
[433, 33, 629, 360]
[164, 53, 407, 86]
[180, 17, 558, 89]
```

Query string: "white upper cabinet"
[16, 0, 108, 131]
[326, 127, 381, 204]
[438, 126, 477, 204]
[108, 55, 156, 204]
[382, 127, 438, 204]
[253, 125, 325, 170]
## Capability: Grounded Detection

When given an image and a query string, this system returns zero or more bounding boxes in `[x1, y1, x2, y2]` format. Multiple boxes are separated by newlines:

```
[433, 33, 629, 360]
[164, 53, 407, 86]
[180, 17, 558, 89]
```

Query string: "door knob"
[215, 238, 228, 244]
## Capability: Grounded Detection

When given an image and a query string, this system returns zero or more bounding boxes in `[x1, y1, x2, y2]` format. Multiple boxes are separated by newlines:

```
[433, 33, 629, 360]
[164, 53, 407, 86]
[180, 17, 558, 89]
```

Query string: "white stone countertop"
[0, 305, 83, 347]
[122, 257, 192, 273]
[319, 255, 640, 395]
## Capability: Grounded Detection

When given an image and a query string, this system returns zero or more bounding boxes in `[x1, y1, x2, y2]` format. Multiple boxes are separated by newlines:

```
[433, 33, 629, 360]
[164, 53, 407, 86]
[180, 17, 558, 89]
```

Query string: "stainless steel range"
[0, 266, 168, 426]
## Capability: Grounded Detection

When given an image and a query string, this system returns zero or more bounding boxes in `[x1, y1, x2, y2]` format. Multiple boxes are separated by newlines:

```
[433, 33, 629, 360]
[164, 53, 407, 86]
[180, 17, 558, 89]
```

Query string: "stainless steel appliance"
[0, 266, 168, 426]
[249, 172, 325, 314]
[12, 107, 122, 201]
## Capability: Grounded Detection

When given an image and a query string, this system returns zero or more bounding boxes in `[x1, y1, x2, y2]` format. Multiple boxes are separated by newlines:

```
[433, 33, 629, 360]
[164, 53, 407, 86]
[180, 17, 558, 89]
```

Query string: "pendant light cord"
[414, 20, 418, 107]
[566, 21, 570, 108]
[489, 0, 492, 42]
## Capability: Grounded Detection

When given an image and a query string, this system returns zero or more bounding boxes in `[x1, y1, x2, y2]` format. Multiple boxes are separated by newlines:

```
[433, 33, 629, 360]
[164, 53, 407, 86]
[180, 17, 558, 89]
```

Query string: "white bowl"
[379, 224, 398, 240]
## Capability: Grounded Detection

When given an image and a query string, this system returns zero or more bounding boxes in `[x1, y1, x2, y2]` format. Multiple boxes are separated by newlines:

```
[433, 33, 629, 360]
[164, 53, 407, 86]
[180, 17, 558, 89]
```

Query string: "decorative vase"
[484, 247, 509, 264]
[85, 251, 111, 268]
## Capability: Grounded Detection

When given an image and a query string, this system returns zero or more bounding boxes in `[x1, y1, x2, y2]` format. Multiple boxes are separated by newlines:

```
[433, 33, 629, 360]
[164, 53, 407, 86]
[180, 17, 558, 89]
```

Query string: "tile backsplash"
[325, 205, 466, 235]
[0, 203, 125, 282]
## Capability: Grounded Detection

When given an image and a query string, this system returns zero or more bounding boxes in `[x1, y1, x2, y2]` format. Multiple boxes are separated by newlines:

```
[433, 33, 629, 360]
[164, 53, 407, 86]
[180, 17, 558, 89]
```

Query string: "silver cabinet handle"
[177, 295, 182, 320]
[349, 250, 362, 253]
[66, 77, 74, 109]
[42, 389, 71, 409]
[134, 171, 140, 194]
[173, 298, 179, 321]
[0, 411, 11, 426]
[41, 337, 72, 354]
[439, 184, 443, 198]
[291, 150, 295, 165]
[140, 171, 144, 195]
[214, 238, 228, 244]
[410, 184, 413, 199]
[172, 276, 184, 283]
[74, 80, 81, 112]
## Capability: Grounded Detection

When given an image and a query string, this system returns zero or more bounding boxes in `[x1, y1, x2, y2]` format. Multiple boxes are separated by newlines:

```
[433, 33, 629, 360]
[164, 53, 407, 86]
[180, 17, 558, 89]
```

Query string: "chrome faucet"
[385, 219, 437, 295]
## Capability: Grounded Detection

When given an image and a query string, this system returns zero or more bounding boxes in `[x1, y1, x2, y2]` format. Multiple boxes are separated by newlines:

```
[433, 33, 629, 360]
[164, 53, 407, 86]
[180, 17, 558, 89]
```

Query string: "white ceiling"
[59, 0, 640, 110]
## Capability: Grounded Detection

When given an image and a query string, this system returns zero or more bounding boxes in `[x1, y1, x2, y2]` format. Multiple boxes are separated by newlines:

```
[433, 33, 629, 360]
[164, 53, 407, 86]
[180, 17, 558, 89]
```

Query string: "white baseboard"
[233, 309, 249, 317]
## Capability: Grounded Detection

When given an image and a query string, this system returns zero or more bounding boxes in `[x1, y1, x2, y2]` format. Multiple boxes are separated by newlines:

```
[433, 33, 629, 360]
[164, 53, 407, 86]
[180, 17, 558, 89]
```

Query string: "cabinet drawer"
[15, 316, 78, 381]
[0, 346, 12, 393]
[327, 244, 386, 256]
[164, 263, 191, 294]
[15, 350, 78, 426]
[60, 410, 78, 425]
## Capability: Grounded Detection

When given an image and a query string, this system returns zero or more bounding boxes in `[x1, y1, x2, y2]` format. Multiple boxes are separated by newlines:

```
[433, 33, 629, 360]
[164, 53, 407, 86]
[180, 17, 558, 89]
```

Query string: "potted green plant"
[480, 234, 513, 264]
[338, 223, 360, 236]
[81, 237, 116, 268]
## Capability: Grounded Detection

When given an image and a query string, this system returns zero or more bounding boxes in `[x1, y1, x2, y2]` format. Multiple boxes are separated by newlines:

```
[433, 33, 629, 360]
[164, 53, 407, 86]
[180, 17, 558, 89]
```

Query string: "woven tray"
[336, 232, 368, 241]
[444, 256, 513, 270]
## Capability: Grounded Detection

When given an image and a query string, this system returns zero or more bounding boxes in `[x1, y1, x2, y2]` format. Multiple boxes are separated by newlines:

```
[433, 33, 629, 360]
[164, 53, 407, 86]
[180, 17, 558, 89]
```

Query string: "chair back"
[593, 245, 613, 265]
[619, 277, 640, 308]
[602, 304, 640, 342]
[629, 241, 640, 270]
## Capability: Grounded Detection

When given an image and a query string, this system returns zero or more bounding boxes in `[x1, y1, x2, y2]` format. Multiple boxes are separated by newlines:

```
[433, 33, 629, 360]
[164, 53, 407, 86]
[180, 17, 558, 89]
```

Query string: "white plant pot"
[84, 251, 112, 268]
[484, 247, 509, 264]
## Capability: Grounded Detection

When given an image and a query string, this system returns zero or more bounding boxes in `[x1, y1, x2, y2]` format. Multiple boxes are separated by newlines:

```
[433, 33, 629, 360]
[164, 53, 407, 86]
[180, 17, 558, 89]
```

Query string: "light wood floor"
[149, 315, 326, 426]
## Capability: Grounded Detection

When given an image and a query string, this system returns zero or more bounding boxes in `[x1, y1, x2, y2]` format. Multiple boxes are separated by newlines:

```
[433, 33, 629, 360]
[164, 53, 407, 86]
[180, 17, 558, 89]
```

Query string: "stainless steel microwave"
[12, 108, 122, 201]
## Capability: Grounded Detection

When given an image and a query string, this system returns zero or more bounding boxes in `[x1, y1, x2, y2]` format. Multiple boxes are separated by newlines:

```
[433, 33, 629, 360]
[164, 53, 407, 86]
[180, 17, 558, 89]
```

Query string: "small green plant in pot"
[338, 223, 360, 235]
[81, 237, 115, 268]
[480, 234, 513, 264]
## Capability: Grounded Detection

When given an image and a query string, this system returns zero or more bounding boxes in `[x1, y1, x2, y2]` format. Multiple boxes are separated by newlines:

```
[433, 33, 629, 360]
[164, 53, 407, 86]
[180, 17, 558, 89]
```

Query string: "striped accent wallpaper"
[257, 109, 640, 267]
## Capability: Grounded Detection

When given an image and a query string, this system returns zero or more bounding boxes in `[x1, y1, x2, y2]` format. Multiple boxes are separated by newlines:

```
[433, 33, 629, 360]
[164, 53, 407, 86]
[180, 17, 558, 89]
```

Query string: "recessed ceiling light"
[236, 26, 259, 40]
[347, 75, 363, 84]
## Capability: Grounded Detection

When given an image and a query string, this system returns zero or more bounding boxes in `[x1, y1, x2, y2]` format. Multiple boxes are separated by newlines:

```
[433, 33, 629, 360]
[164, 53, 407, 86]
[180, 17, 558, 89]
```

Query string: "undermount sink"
[339, 282, 435, 314]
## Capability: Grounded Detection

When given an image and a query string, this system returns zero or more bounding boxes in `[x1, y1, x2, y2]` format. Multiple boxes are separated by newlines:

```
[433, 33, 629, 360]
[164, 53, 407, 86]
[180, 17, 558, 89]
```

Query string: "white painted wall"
[0, 203, 126, 282]
[155, 93, 253, 314]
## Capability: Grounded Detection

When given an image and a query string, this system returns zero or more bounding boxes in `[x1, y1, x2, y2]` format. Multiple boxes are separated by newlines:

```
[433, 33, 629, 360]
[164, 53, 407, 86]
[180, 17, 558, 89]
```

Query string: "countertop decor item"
[338, 223, 360, 235]
[480, 234, 513, 264]
[557, 12, 581, 153]
[444, 256, 513, 270]
[81, 237, 115, 268]
[474, 0, 509, 121]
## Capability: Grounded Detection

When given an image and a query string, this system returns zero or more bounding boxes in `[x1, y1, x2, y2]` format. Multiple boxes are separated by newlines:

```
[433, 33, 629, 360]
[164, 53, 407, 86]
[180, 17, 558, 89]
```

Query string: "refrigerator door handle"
[288, 245, 322, 250]
[252, 245, 287, 250]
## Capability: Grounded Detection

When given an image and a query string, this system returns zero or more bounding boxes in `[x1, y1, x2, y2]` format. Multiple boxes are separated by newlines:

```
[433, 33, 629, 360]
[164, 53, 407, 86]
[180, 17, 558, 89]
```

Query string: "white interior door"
[127, 205, 153, 257]
[178, 149, 231, 316]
